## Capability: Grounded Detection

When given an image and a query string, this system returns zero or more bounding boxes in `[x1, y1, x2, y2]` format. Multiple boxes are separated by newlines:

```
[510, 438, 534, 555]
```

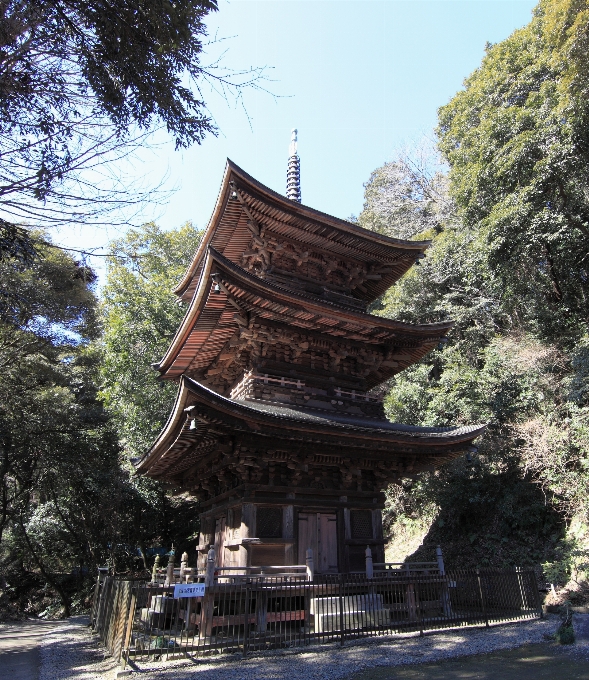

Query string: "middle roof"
[156, 247, 452, 388]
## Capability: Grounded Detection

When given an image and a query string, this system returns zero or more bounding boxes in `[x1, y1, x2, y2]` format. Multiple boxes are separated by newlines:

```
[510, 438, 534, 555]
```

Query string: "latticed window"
[350, 510, 373, 539]
[257, 507, 283, 538]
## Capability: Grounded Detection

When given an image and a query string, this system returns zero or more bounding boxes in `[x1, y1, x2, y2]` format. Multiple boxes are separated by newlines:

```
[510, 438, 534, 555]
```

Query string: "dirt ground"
[349, 643, 589, 680]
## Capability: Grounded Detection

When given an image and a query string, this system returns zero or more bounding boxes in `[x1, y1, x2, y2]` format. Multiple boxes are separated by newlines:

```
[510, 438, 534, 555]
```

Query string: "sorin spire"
[286, 128, 301, 203]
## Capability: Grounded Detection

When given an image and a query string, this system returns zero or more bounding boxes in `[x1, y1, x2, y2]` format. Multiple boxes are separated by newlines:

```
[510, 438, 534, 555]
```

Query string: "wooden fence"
[91, 567, 542, 667]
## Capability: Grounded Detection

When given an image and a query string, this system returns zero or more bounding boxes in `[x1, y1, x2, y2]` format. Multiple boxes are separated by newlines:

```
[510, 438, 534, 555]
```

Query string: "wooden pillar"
[255, 588, 268, 632]
[240, 503, 255, 568]
[199, 549, 216, 641]
[342, 506, 351, 573]
[284, 505, 294, 565]
[372, 509, 384, 563]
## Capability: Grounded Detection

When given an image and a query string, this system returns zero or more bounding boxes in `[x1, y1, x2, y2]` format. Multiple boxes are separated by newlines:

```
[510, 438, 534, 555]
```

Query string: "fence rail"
[92, 568, 542, 667]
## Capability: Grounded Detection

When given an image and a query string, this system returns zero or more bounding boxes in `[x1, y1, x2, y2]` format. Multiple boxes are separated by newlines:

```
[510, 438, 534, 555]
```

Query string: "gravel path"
[37, 615, 570, 680]
[39, 616, 118, 680]
[0, 619, 57, 680]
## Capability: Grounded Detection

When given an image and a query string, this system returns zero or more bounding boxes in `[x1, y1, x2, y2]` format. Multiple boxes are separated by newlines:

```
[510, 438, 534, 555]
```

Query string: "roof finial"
[286, 128, 301, 203]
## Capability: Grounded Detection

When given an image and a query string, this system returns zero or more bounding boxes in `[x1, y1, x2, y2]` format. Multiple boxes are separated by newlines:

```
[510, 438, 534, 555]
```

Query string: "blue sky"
[57, 0, 536, 268]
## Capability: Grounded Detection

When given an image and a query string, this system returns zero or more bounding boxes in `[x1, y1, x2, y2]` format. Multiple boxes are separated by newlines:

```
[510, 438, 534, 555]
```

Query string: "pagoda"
[137, 132, 485, 573]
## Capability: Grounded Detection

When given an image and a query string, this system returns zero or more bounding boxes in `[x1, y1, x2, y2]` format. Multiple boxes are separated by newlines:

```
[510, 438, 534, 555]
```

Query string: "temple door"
[318, 514, 338, 573]
[298, 513, 338, 573]
[214, 517, 226, 567]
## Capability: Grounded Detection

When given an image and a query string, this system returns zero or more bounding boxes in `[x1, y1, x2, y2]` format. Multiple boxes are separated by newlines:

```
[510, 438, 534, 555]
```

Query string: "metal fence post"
[418, 574, 424, 637]
[339, 574, 345, 646]
[243, 584, 251, 658]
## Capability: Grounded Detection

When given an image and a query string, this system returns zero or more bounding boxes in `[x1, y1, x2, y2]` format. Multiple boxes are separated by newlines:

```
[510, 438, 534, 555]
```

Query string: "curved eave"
[135, 375, 193, 475]
[173, 159, 432, 300]
[156, 247, 453, 378]
[136, 376, 487, 477]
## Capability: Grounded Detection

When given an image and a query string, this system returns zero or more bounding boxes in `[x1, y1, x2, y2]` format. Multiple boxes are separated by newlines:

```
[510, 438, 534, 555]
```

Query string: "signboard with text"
[173, 583, 205, 599]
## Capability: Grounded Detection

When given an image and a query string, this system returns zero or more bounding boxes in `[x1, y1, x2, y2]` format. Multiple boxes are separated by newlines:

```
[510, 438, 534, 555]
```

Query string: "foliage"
[364, 88, 589, 579]
[100, 221, 202, 457]
[437, 0, 589, 344]
[99, 222, 203, 583]
[0, 234, 122, 615]
[358, 142, 455, 240]
[0, 0, 266, 258]
[0, 227, 202, 617]
[555, 605, 575, 643]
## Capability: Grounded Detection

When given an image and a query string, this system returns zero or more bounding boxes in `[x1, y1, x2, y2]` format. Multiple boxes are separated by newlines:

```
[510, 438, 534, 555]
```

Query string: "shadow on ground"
[349, 643, 589, 680]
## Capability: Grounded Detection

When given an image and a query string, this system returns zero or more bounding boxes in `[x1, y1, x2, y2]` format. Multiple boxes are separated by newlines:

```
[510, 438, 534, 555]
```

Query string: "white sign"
[173, 583, 205, 599]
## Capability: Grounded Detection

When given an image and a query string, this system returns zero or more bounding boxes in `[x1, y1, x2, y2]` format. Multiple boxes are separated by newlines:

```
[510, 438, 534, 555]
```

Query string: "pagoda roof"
[174, 160, 431, 304]
[156, 247, 453, 387]
[136, 376, 486, 483]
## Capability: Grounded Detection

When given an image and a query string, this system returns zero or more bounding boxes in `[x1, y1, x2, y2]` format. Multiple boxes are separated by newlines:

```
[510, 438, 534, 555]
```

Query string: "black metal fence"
[92, 569, 542, 666]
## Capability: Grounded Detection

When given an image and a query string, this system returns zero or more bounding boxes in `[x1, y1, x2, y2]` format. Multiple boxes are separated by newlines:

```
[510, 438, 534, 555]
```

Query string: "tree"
[437, 0, 589, 343]
[360, 137, 589, 579]
[99, 222, 203, 571]
[358, 142, 455, 240]
[100, 221, 202, 456]
[0, 0, 265, 257]
[0, 228, 203, 617]
[0, 235, 124, 615]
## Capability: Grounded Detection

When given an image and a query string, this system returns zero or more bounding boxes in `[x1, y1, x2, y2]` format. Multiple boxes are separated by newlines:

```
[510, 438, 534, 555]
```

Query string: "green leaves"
[100, 222, 202, 457]
[438, 1, 589, 343]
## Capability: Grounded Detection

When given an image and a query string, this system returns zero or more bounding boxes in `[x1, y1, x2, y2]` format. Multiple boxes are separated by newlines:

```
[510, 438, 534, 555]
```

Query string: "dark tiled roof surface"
[184, 377, 484, 440]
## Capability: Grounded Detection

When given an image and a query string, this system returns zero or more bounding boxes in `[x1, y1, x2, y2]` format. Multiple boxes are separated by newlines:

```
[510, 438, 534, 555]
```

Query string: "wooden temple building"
[136, 133, 485, 574]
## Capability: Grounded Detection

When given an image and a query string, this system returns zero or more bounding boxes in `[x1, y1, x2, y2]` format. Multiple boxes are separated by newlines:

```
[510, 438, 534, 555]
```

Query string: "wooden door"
[214, 517, 226, 567]
[318, 514, 338, 573]
[297, 512, 317, 565]
[298, 513, 338, 573]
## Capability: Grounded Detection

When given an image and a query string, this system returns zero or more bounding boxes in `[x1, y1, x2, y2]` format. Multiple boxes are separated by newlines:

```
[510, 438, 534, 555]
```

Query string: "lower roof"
[136, 376, 486, 479]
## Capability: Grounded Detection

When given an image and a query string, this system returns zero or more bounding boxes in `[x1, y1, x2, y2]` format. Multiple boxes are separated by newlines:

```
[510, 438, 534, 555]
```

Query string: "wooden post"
[120, 589, 137, 670]
[165, 546, 175, 586]
[241, 503, 255, 568]
[365, 545, 373, 579]
[255, 587, 268, 632]
[306, 548, 314, 581]
[151, 554, 161, 584]
[200, 548, 216, 642]
[205, 548, 216, 587]
[436, 545, 445, 574]
[477, 569, 489, 627]
[180, 552, 189, 582]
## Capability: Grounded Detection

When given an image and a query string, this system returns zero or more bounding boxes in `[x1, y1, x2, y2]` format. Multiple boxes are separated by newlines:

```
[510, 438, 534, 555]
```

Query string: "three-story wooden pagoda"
[137, 148, 484, 573]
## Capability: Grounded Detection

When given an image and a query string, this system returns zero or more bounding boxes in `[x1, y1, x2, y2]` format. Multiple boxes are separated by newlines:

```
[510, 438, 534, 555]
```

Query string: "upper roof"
[155, 247, 453, 386]
[173, 160, 431, 303]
